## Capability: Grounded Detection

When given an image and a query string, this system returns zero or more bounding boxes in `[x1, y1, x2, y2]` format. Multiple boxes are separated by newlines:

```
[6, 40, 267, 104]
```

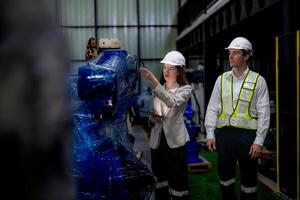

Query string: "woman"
[140, 51, 192, 200]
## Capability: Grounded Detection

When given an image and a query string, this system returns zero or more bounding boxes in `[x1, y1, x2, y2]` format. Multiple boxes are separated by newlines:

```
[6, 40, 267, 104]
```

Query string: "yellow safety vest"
[217, 70, 259, 130]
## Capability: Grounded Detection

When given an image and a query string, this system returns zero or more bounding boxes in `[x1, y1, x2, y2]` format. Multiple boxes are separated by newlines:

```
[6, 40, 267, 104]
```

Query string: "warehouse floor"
[131, 125, 278, 200]
[131, 125, 154, 200]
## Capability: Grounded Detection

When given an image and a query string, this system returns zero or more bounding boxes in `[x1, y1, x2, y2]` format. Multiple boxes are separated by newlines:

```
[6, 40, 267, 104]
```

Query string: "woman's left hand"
[140, 67, 154, 80]
[140, 67, 159, 88]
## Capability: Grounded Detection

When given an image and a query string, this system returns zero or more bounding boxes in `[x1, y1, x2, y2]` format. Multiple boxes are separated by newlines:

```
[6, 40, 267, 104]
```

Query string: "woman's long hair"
[159, 66, 189, 86]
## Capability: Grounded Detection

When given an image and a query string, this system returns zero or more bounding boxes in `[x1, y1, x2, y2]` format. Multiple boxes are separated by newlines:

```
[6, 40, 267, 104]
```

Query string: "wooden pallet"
[188, 155, 211, 173]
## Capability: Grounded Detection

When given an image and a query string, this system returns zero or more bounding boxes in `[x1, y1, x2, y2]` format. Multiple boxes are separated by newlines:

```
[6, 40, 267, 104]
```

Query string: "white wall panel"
[60, 0, 95, 26]
[140, 27, 177, 58]
[62, 28, 95, 60]
[139, 0, 178, 25]
[96, 0, 137, 25]
[59, 0, 180, 89]
[97, 28, 138, 56]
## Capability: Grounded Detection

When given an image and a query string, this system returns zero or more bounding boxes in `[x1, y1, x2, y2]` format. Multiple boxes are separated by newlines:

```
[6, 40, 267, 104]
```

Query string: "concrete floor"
[132, 125, 155, 200]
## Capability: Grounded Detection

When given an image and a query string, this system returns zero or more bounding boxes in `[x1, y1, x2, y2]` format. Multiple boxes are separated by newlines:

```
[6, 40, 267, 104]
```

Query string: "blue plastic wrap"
[184, 100, 203, 164]
[113, 54, 139, 119]
[71, 50, 153, 200]
[77, 62, 116, 116]
[77, 66, 116, 100]
[77, 50, 138, 118]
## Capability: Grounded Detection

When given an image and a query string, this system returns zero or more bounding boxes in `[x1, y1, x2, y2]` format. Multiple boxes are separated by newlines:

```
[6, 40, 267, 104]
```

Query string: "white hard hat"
[160, 51, 186, 67]
[225, 37, 253, 53]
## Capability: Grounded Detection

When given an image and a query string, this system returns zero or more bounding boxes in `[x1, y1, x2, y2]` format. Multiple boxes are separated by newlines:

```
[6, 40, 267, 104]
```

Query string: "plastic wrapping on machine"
[184, 100, 203, 164]
[77, 50, 138, 118]
[71, 49, 153, 200]
[77, 66, 116, 100]
[77, 62, 116, 116]
[113, 54, 138, 119]
[72, 114, 153, 200]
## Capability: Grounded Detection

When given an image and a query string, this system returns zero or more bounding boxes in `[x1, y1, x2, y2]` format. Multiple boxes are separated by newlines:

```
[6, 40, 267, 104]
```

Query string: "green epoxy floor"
[189, 149, 279, 200]
[133, 125, 280, 200]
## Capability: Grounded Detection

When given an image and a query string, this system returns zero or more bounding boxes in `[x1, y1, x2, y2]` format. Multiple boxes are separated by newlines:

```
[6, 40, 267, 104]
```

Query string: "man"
[205, 37, 270, 200]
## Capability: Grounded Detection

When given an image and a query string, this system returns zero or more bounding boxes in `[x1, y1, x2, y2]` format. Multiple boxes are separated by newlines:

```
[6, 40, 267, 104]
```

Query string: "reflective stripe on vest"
[217, 70, 259, 130]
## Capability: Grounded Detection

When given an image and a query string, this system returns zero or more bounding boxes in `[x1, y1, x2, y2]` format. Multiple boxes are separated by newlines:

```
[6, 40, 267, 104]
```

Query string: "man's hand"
[249, 144, 262, 159]
[207, 139, 216, 152]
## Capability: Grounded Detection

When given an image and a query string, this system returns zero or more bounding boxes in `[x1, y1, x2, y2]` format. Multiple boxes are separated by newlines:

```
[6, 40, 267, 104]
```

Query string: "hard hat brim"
[160, 60, 185, 67]
[225, 47, 246, 50]
[225, 47, 253, 53]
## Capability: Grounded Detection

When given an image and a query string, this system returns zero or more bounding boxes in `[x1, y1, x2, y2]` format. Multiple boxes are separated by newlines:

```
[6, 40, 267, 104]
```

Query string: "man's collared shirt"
[205, 67, 270, 145]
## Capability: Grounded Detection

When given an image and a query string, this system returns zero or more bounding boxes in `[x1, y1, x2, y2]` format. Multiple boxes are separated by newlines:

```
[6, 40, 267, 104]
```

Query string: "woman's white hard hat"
[160, 51, 186, 67]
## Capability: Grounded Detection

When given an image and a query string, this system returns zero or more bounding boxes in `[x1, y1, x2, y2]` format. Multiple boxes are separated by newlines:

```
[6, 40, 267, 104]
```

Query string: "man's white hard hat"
[160, 51, 186, 67]
[225, 37, 253, 54]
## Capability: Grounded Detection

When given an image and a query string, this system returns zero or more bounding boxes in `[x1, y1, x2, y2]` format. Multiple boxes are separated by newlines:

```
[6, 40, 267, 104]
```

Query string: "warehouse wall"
[59, 0, 180, 90]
